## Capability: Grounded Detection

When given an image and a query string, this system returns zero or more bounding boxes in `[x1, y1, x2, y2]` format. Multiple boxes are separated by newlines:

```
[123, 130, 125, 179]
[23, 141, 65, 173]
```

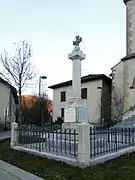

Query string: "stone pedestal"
[63, 98, 89, 130]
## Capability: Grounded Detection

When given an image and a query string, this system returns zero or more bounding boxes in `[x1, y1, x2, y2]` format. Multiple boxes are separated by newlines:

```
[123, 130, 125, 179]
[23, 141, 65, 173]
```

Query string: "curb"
[0, 136, 11, 140]
[0, 160, 44, 180]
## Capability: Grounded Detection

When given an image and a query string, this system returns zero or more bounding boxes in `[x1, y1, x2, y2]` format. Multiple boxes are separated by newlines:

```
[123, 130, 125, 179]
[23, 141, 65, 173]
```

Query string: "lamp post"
[38, 76, 47, 127]
[39, 76, 47, 97]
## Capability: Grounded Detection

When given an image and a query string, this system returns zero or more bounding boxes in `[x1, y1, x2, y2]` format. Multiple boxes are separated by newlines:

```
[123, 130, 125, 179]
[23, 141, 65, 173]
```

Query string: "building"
[0, 77, 18, 130]
[109, 0, 135, 127]
[49, 74, 111, 126]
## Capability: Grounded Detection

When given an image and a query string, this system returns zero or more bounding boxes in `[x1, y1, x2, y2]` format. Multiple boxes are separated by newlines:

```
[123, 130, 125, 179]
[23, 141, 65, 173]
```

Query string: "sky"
[0, 0, 126, 99]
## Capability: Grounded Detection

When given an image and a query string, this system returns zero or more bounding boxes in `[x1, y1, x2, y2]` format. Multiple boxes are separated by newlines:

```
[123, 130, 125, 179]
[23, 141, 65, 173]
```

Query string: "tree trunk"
[19, 85, 22, 126]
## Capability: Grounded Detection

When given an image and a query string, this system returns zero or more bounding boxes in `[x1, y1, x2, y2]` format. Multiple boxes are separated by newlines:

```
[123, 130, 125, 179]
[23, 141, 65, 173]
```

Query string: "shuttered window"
[81, 88, 87, 99]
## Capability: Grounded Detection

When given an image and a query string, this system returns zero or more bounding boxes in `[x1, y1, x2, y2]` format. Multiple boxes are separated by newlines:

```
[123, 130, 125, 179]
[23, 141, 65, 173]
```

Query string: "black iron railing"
[90, 127, 135, 159]
[16, 126, 78, 158]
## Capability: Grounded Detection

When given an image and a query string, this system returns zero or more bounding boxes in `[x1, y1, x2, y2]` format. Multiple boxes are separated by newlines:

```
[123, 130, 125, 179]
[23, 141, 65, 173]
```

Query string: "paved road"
[0, 131, 11, 139]
[0, 168, 21, 180]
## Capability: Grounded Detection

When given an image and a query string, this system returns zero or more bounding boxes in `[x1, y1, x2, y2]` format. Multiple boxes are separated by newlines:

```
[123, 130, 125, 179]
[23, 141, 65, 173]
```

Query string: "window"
[61, 108, 64, 118]
[81, 88, 87, 99]
[61, 91, 66, 102]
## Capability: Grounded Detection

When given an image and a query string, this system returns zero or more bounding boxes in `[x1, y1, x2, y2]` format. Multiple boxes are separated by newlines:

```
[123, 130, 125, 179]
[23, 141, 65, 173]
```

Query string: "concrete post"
[78, 123, 90, 167]
[10, 122, 18, 147]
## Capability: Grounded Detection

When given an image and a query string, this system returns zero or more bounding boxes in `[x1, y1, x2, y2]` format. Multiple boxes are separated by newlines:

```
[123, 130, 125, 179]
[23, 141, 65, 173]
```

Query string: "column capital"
[68, 46, 85, 61]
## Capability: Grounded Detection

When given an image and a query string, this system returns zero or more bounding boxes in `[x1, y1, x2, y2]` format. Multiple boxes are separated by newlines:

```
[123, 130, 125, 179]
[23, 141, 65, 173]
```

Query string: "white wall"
[111, 57, 135, 119]
[123, 58, 135, 109]
[0, 82, 16, 125]
[10, 92, 16, 123]
[111, 61, 123, 95]
[52, 79, 102, 124]
[111, 61, 124, 121]
[0, 83, 10, 124]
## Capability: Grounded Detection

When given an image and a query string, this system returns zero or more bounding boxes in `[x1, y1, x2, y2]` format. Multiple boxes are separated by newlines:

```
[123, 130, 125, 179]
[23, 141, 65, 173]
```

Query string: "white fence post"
[10, 122, 18, 147]
[78, 123, 90, 167]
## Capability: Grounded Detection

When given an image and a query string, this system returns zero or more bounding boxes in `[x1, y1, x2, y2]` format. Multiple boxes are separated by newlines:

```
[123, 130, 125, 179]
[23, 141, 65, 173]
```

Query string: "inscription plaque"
[65, 108, 76, 122]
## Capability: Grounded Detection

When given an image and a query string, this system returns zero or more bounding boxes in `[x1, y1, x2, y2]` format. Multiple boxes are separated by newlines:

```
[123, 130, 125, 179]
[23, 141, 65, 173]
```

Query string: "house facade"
[0, 77, 18, 130]
[49, 74, 111, 126]
[111, 55, 135, 121]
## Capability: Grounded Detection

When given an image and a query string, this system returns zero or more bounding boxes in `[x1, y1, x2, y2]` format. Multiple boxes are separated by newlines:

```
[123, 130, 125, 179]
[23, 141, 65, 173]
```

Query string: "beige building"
[0, 77, 18, 129]
[111, 55, 135, 121]
[111, 0, 135, 123]
[49, 74, 111, 126]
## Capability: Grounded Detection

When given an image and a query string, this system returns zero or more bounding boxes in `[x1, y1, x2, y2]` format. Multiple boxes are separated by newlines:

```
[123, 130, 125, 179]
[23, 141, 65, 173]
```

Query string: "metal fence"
[43, 124, 62, 131]
[90, 127, 135, 159]
[16, 125, 78, 158]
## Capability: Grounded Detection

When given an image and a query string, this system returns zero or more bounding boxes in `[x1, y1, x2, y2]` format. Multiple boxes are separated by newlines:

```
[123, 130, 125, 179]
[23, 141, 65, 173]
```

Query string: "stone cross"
[73, 35, 82, 47]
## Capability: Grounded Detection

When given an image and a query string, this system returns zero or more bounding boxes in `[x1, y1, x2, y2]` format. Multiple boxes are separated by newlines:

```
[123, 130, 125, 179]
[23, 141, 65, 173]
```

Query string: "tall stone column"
[62, 36, 89, 130]
[68, 38, 85, 98]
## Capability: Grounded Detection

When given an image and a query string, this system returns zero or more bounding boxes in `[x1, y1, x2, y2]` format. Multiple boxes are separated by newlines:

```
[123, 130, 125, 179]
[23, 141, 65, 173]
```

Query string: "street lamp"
[39, 76, 47, 97]
[38, 76, 47, 127]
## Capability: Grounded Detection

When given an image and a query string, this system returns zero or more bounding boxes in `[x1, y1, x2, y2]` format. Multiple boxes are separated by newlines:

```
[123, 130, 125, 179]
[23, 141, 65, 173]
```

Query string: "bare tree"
[97, 93, 111, 127]
[111, 89, 124, 124]
[37, 91, 49, 126]
[21, 93, 49, 126]
[97, 89, 124, 127]
[0, 41, 35, 125]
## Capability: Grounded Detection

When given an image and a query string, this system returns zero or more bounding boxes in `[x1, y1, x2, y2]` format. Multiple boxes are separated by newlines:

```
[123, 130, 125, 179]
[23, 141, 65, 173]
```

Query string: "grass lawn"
[0, 139, 135, 180]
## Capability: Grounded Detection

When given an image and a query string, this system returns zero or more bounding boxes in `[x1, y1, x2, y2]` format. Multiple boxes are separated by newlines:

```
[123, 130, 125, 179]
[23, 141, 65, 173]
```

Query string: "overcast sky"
[0, 0, 126, 99]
